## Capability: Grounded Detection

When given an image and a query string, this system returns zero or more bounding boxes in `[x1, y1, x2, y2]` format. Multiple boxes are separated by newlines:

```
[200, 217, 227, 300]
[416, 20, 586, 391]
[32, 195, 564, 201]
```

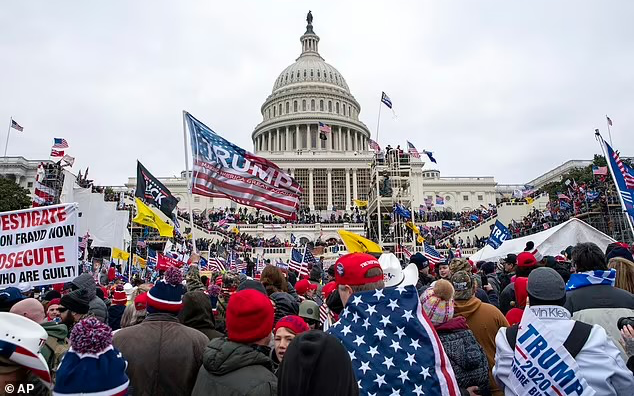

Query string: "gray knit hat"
[527, 267, 565, 301]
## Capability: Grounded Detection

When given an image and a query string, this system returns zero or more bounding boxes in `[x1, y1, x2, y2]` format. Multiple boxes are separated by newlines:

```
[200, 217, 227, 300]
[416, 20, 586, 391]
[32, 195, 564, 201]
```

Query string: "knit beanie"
[43, 290, 61, 302]
[147, 267, 185, 314]
[53, 317, 129, 395]
[606, 246, 634, 262]
[275, 315, 310, 335]
[60, 289, 90, 315]
[421, 280, 455, 325]
[226, 289, 274, 344]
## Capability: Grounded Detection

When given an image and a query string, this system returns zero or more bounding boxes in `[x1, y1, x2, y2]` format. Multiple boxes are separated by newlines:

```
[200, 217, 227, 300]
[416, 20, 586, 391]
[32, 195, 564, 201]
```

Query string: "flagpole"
[3, 117, 12, 162]
[606, 115, 613, 146]
[182, 110, 198, 254]
[375, 97, 382, 143]
[595, 130, 634, 239]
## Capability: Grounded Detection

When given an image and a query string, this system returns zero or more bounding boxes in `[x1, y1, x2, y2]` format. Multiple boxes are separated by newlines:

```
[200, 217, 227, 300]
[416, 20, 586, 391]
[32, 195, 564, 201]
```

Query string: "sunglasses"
[57, 307, 68, 313]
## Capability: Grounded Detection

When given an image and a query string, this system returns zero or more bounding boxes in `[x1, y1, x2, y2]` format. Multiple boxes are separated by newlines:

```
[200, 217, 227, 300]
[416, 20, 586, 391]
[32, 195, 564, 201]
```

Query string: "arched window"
[311, 99, 315, 111]
[302, 100, 306, 111]
[320, 100, 324, 111]
[348, 106, 351, 116]
[273, 106, 276, 117]
[336, 102, 340, 114]
[278, 104, 282, 115]
[268, 108, 271, 119]
[310, 69, 314, 77]
[286, 102, 289, 114]
[285, 74, 288, 82]
[328, 101, 332, 112]
[304, 70, 307, 78]
[297, 71, 300, 78]
[294, 101, 298, 112]
[317, 70, 320, 78]
[343, 105, 346, 116]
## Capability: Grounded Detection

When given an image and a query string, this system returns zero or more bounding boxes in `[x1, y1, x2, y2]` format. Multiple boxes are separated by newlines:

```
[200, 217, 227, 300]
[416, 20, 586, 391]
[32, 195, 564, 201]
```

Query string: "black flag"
[135, 161, 178, 218]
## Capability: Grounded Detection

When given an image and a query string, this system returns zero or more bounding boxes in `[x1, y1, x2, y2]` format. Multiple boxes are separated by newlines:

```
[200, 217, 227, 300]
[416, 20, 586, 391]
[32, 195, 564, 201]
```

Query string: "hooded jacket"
[107, 304, 126, 331]
[40, 321, 69, 379]
[178, 290, 223, 340]
[72, 273, 108, 323]
[191, 337, 277, 396]
[435, 317, 490, 394]
[270, 292, 299, 324]
[454, 296, 508, 396]
[277, 330, 359, 396]
[113, 312, 209, 396]
[494, 305, 634, 395]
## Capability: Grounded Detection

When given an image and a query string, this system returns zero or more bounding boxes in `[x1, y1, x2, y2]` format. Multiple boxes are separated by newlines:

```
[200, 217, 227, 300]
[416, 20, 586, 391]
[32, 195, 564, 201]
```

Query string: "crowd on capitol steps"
[2, 239, 634, 395]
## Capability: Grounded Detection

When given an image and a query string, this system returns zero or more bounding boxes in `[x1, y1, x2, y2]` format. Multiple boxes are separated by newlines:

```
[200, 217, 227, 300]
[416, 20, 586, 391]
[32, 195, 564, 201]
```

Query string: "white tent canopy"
[469, 218, 616, 262]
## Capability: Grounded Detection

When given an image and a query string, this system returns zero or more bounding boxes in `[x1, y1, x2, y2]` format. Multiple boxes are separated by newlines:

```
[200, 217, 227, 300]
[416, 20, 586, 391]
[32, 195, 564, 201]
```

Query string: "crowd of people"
[2, 236, 634, 395]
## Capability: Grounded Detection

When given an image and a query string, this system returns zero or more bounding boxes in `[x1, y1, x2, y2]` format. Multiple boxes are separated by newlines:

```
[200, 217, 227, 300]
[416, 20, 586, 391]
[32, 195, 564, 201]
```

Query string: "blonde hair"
[608, 257, 634, 294]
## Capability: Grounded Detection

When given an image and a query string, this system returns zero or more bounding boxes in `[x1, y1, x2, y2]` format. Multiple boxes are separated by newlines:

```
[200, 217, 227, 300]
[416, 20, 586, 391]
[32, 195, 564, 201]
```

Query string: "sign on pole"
[0, 203, 79, 287]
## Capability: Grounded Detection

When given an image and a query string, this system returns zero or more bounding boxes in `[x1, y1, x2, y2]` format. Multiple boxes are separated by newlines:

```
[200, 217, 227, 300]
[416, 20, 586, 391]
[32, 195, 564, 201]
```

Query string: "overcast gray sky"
[1, 0, 633, 186]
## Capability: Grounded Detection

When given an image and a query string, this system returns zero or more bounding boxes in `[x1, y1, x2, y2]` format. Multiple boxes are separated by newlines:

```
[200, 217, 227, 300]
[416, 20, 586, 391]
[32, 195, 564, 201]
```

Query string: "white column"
[345, 168, 351, 210]
[353, 169, 358, 200]
[295, 125, 300, 150]
[309, 169, 315, 210]
[267, 131, 271, 151]
[276, 129, 280, 151]
[354, 131, 359, 151]
[346, 128, 352, 151]
[285, 126, 290, 151]
[306, 124, 311, 150]
[327, 168, 333, 210]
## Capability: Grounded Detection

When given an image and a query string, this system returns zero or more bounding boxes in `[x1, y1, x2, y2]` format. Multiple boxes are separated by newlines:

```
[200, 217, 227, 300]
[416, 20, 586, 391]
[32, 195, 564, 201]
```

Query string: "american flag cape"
[328, 286, 459, 395]
[185, 112, 302, 220]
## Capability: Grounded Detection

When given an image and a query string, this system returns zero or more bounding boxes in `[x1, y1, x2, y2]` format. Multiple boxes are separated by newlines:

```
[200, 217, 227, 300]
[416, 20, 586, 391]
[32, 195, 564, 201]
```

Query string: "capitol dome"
[252, 13, 371, 156]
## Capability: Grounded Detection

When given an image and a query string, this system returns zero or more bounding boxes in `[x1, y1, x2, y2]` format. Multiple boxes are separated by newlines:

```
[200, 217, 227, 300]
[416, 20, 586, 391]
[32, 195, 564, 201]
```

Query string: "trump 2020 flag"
[487, 220, 512, 249]
[185, 112, 302, 220]
[329, 286, 459, 395]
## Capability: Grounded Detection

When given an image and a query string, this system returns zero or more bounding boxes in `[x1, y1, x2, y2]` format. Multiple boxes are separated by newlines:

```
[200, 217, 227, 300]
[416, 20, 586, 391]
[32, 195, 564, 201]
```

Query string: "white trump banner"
[0, 203, 79, 287]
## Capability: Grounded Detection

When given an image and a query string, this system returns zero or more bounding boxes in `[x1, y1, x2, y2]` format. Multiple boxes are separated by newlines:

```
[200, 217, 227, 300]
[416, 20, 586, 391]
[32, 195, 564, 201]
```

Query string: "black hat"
[503, 254, 517, 265]
[61, 289, 90, 315]
[236, 279, 267, 295]
[409, 253, 429, 271]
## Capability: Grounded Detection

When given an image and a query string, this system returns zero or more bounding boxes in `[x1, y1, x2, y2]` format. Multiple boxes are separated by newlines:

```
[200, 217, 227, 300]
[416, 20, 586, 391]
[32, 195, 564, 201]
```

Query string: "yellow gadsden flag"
[133, 255, 147, 268]
[112, 247, 130, 261]
[353, 199, 368, 208]
[133, 198, 174, 238]
[338, 229, 383, 254]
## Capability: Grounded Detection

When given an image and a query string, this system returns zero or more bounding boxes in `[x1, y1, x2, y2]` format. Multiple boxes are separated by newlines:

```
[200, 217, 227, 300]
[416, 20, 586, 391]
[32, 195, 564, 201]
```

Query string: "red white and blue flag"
[185, 112, 302, 220]
[407, 141, 420, 158]
[318, 122, 331, 134]
[50, 149, 64, 157]
[369, 139, 381, 153]
[209, 257, 226, 272]
[424, 244, 444, 266]
[328, 286, 459, 395]
[52, 138, 69, 148]
[289, 247, 309, 276]
[10, 119, 23, 132]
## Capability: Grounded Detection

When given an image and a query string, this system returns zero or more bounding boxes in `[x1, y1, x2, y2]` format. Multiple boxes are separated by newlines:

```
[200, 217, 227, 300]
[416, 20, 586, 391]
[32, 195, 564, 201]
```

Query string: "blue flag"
[422, 150, 437, 164]
[604, 140, 634, 219]
[487, 220, 512, 249]
[469, 214, 479, 222]
[328, 286, 459, 395]
[393, 204, 411, 220]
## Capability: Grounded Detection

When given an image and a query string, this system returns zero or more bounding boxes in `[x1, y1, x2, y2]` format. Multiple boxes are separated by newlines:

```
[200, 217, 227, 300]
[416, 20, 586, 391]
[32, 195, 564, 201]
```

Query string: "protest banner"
[510, 307, 595, 395]
[0, 203, 79, 288]
[156, 253, 184, 271]
[487, 220, 512, 249]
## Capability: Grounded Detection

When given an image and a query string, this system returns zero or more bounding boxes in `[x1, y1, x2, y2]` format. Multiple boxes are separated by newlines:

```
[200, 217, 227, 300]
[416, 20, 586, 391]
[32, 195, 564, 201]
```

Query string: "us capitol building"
[124, 13, 498, 239]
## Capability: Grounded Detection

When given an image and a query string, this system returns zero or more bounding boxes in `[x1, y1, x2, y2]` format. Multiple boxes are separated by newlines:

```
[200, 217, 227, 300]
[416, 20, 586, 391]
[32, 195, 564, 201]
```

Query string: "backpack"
[44, 335, 70, 378]
[506, 320, 592, 358]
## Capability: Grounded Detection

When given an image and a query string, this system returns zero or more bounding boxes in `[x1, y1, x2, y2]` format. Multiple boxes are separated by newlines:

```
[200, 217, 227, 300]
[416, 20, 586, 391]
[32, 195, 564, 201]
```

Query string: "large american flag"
[407, 141, 420, 158]
[318, 122, 331, 134]
[209, 257, 226, 272]
[369, 139, 381, 153]
[185, 112, 302, 220]
[424, 244, 444, 266]
[607, 142, 634, 189]
[289, 247, 309, 276]
[53, 138, 69, 148]
[605, 140, 634, 220]
[329, 286, 459, 395]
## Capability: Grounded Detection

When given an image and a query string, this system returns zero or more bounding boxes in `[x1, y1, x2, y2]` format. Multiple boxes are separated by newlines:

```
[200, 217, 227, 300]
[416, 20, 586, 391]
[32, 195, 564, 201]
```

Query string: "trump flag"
[185, 112, 302, 220]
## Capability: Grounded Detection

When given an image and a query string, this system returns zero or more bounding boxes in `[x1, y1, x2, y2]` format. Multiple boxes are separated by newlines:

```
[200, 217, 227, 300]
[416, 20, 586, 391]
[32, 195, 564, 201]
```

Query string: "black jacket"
[191, 338, 277, 396]
[179, 291, 223, 341]
[270, 292, 299, 324]
[499, 282, 516, 315]
[107, 305, 125, 331]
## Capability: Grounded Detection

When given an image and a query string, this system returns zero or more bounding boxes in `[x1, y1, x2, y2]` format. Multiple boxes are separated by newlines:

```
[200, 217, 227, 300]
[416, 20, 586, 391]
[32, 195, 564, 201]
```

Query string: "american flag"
[318, 122, 331, 134]
[10, 119, 23, 132]
[209, 257, 227, 272]
[396, 244, 413, 259]
[185, 112, 302, 220]
[32, 181, 56, 207]
[607, 142, 634, 189]
[607, 115, 613, 126]
[328, 286, 459, 395]
[381, 91, 393, 109]
[303, 249, 317, 265]
[369, 139, 381, 153]
[147, 249, 158, 268]
[289, 247, 309, 276]
[407, 141, 420, 158]
[78, 232, 90, 249]
[50, 149, 64, 157]
[423, 244, 444, 266]
[455, 247, 462, 258]
[53, 138, 69, 148]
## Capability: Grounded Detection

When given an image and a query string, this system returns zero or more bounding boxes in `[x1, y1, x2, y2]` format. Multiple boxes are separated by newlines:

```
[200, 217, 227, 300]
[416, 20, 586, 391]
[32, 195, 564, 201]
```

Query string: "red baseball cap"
[517, 252, 537, 268]
[295, 279, 318, 295]
[321, 281, 337, 300]
[335, 253, 383, 286]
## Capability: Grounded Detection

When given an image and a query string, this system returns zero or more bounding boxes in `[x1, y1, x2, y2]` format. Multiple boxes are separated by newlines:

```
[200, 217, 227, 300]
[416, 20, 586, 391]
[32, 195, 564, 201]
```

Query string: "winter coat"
[564, 284, 634, 360]
[40, 321, 69, 380]
[486, 273, 501, 295]
[178, 290, 223, 341]
[496, 271, 513, 293]
[270, 292, 299, 324]
[191, 337, 277, 396]
[71, 273, 108, 323]
[108, 305, 125, 331]
[498, 282, 515, 315]
[186, 265, 206, 292]
[113, 313, 209, 396]
[454, 297, 508, 396]
[435, 317, 490, 394]
[494, 305, 634, 395]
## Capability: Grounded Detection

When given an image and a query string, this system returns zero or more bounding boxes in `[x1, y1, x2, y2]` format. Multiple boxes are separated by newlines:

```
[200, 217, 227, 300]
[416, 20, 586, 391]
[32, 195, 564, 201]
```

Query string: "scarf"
[565, 269, 616, 291]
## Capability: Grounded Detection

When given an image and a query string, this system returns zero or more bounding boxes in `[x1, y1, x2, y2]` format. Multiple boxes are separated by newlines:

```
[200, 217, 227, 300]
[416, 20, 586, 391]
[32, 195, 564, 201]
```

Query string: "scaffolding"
[366, 149, 416, 261]
[39, 162, 65, 205]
